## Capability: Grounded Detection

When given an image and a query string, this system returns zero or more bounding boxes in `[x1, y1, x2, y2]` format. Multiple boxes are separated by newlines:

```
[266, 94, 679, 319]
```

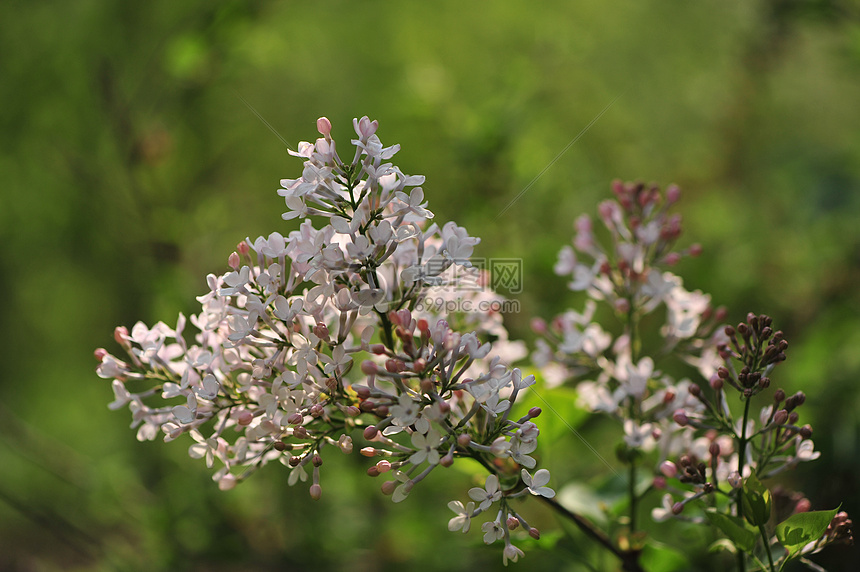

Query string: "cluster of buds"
[96, 117, 550, 564]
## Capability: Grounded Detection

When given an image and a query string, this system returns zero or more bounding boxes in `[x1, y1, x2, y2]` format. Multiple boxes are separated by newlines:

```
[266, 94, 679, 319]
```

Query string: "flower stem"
[736, 396, 753, 572]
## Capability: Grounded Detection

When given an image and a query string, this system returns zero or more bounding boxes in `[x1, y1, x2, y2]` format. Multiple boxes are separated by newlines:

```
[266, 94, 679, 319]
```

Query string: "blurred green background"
[2, 0, 859, 570]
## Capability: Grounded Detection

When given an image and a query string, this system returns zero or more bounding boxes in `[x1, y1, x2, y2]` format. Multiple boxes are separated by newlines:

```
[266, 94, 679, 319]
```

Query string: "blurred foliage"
[1, 0, 859, 569]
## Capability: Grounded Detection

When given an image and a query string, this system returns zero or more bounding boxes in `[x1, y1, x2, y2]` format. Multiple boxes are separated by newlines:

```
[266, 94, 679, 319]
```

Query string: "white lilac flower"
[469, 474, 502, 511]
[447, 500, 475, 533]
[482, 518, 505, 544]
[521, 468, 555, 498]
[409, 429, 443, 466]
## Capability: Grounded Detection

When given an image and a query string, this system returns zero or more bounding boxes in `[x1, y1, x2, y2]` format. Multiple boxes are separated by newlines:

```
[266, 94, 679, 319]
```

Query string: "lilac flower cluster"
[96, 117, 550, 564]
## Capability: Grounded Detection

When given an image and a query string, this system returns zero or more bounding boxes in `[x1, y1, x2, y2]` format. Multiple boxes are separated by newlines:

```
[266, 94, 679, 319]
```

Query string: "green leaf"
[775, 507, 840, 558]
[741, 472, 772, 527]
[705, 509, 758, 553]
[640, 540, 690, 572]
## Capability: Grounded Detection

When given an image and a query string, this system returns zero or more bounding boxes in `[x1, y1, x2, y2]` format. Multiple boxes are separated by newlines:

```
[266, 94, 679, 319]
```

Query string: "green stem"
[629, 460, 638, 533]
[759, 525, 776, 572]
[736, 396, 753, 572]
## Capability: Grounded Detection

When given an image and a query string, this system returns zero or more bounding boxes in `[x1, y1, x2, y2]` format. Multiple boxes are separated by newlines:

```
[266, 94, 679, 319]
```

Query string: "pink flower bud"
[529, 527, 541, 540]
[773, 409, 789, 425]
[673, 410, 689, 426]
[114, 326, 129, 346]
[316, 116, 332, 136]
[236, 410, 254, 426]
[528, 407, 542, 419]
[666, 184, 681, 203]
[663, 252, 681, 266]
[380, 481, 397, 495]
[218, 474, 237, 491]
[236, 241, 250, 255]
[361, 360, 378, 375]
[228, 252, 240, 270]
[672, 502, 685, 515]
[376, 460, 391, 474]
[360, 447, 376, 457]
[709, 442, 721, 457]
[440, 452, 454, 467]
[363, 426, 379, 440]
[660, 461, 678, 478]
[614, 298, 631, 313]
[689, 243, 703, 257]
[507, 517, 519, 530]
[309, 484, 322, 500]
[94, 348, 108, 361]
[366, 466, 379, 477]
[530, 317, 547, 334]
[457, 434, 472, 447]
[287, 412, 304, 425]
[709, 374, 723, 391]
[653, 476, 667, 489]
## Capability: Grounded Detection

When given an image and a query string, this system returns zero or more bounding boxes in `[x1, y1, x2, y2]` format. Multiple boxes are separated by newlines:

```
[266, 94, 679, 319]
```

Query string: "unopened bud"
[457, 434, 472, 447]
[273, 441, 287, 452]
[528, 407, 542, 418]
[789, 412, 799, 425]
[800, 425, 813, 439]
[313, 322, 330, 342]
[316, 116, 332, 137]
[774, 389, 786, 403]
[440, 452, 454, 467]
[94, 348, 108, 361]
[530, 317, 547, 334]
[660, 461, 678, 478]
[672, 502, 685, 515]
[228, 251, 242, 269]
[506, 517, 519, 530]
[366, 466, 379, 477]
[287, 412, 304, 425]
[289, 456, 301, 467]
[114, 326, 129, 346]
[309, 484, 322, 500]
[353, 385, 371, 399]
[689, 243, 703, 257]
[663, 390, 676, 404]
[363, 426, 379, 440]
[381, 481, 397, 495]
[666, 184, 681, 203]
[688, 384, 701, 397]
[709, 375, 723, 391]
[529, 527, 541, 540]
[312, 454, 323, 467]
[653, 476, 667, 489]
[360, 447, 376, 457]
[673, 410, 689, 426]
[773, 409, 789, 425]
[361, 361, 378, 375]
[236, 241, 250, 255]
[376, 460, 391, 474]
[709, 442, 721, 458]
[420, 378, 435, 394]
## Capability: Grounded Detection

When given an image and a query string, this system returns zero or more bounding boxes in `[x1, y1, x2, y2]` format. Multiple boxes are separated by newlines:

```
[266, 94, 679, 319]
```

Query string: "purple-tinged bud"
[440, 452, 454, 467]
[506, 517, 519, 530]
[364, 426, 379, 440]
[457, 434, 472, 447]
[800, 425, 813, 439]
[366, 466, 379, 477]
[672, 502, 685, 515]
[774, 389, 785, 403]
[420, 378, 435, 394]
[358, 400, 374, 413]
[273, 441, 287, 452]
[288, 456, 301, 467]
[228, 252, 240, 270]
[376, 460, 391, 474]
[724, 325, 736, 337]
[309, 404, 324, 418]
[789, 412, 799, 425]
[438, 401, 450, 415]
[614, 298, 631, 313]
[773, 409, 789, 425]
[663, 252, 681, 266]
[653, 476, 667, 489]
[360, 447, 377, 457]
[236, 410, 254, 426]
[375, 404, 389, 416]
[663, 390, 676, 404]
[666, 184, 681, 203]
[795, 498, 812, 513]
[312, 454, 323, 467]
[309, 484, 322, 500]
[413, 358, 426, 372]
[94, 348, 108, 361]
[673, 410, 689, 426]
[313, 322, 330, 342]
[345, 406, 360, 417]
[688, 384, 701, 397]
[316, 116, 332, 137]
[530, 317, 547, 334]
[353, 385, 371, 399]
[218, 474, 237, 491]
[287, 412, 304, 425]
[236, 241, 250, 255]
[660, 461, 678, 478]
[709, 375, 723, 391]
[361, 360, 378, 375]
[717, 367, 729, 379]
[528, 407, 542, 419]
[381, 481, 397, 495]
[709, 442, 721, 458]
[689, 243, 703, 257]
[759, 376, 770, 389]
[529, 527, 541, 540]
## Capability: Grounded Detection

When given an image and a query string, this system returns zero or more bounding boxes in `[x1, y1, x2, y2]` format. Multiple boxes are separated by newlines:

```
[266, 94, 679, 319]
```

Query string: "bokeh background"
[2, 0, 859, 570]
